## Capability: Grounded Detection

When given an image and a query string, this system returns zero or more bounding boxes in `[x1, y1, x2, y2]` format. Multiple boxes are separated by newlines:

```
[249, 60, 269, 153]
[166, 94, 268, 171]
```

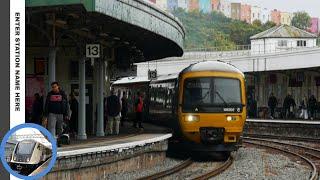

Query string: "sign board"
[148, 70, 157, 80]
[86, 44, 100, 58]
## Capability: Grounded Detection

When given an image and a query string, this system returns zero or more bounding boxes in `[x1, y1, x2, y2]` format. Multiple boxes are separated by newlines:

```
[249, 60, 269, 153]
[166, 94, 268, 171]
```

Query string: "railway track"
[138, 155, 234, 180]
[243, 134, 320, 143]
[243, 137, 319, 180]
[137, 158, 193, 180]
[191, 156, 234, 180]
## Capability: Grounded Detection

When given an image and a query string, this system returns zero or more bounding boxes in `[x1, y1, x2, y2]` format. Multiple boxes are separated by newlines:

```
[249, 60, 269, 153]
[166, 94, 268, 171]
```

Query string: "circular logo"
[0, 123, 57, 179]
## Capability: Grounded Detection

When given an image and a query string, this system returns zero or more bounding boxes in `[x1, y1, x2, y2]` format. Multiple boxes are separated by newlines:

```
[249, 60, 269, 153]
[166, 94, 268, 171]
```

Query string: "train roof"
[6, 139, 18, 145]
[17, 139, 52, 149]
[112, 76, 150, 85]
[150, 73, 178, 83]
[180, 61, 244, 76]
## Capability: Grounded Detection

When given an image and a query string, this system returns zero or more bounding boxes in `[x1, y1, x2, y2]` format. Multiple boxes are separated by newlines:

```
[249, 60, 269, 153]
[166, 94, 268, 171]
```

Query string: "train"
[112, 61, 247, 154]
[9, 139, 52, 172]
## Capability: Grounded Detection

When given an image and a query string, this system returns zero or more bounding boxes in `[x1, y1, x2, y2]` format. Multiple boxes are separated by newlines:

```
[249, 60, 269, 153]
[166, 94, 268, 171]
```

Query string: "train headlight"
[13, 157, 17, 161]
[26, 158, 30, 162]
[226, 116, 237, 121]
[185, 115, 200, 122]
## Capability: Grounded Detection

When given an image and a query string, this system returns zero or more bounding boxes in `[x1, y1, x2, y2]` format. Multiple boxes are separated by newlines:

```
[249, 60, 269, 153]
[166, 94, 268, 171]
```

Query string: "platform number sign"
[86, 44, 100, 58]
[148, 70, 157, 80]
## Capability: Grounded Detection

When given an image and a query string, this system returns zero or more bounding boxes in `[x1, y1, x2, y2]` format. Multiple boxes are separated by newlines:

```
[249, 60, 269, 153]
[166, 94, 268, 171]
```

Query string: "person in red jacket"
[133, 91, 144, 129]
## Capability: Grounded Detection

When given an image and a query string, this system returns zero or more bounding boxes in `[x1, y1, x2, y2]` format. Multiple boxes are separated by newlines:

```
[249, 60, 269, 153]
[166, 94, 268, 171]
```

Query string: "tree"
[291, 11, 311, 30]
[263, 21, 277, 29]
[252, 20, 262, 27]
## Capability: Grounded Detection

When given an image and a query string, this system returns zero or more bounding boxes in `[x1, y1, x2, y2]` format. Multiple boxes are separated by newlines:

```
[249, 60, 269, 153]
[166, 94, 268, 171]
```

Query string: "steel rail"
[191, 156, 234, 180]
[137, 158, 193, 180]
[243, 137, 320, 154]
[244, 140, 318, 180]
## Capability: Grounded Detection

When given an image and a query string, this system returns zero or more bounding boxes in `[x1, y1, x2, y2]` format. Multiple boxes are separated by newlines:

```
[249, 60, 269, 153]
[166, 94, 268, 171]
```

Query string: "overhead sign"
[86, 44, 100, 58]
[148, 70, 157, 80]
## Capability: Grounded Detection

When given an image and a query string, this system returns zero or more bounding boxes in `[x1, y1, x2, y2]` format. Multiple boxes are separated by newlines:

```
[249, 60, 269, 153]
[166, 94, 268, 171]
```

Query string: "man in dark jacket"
[308, 95, 317, 120]
[106, 89, 121, 135]
[268, 93, 277, 119]
[44, 82, 69, 139]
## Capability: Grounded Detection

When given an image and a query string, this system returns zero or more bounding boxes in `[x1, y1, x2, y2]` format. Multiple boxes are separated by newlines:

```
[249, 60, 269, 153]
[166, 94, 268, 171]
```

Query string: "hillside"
[172, 8, 276, 50]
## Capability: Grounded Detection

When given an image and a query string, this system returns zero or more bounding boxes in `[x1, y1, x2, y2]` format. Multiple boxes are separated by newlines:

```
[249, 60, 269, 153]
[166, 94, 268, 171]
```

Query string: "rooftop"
[250, 24, 317, 39]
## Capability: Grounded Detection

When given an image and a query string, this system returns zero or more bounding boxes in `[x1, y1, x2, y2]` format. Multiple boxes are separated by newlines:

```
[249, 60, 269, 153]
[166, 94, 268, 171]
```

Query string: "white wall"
[220, 0, 231, 18]
[261, 8, 270, 24]
[251, 38, 317, 55]
[177, 0, 188, 10]
[251, 6, 261, 23]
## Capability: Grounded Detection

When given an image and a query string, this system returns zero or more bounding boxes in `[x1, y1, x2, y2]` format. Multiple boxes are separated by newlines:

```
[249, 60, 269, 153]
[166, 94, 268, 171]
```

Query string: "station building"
[26, 0, 185, 139]
[250, 24, 318, 55]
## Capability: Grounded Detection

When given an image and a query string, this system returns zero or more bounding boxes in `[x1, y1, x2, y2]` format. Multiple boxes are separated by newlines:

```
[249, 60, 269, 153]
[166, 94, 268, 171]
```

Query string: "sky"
[235, 0, 320, 18]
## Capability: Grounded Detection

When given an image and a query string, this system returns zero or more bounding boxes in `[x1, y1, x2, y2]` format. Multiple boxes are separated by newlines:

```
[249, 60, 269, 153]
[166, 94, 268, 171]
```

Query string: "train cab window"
[15, 141, 36, 155]
[183, 78, 241, 112]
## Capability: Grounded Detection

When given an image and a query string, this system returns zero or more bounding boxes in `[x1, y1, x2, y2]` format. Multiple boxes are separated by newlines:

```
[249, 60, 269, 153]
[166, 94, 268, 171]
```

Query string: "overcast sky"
[234, 0, 320, 18]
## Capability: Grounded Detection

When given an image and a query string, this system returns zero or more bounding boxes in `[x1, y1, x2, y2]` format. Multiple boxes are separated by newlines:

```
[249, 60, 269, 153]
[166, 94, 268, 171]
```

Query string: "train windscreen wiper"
[214, 90, 229, 106]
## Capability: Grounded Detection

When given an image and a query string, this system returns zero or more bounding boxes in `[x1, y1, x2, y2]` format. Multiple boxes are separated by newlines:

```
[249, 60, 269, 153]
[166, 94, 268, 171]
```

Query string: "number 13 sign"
[86, 44, 100, 58]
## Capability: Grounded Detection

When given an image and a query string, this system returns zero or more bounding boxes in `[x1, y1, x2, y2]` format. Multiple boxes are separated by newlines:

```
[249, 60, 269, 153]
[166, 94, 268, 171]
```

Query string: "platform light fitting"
[113, 37, 120, 41]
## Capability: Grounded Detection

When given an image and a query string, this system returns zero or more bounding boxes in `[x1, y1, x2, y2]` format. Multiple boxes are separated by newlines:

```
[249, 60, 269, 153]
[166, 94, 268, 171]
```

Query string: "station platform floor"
[57, 122, 172, 158]
[246, 118, 320, 124]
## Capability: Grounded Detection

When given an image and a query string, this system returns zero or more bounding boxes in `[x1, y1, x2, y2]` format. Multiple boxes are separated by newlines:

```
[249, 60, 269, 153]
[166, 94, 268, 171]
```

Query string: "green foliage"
[291, 11, 311, 30]
[172, 9, 276, 49]
[252, 20, 262, 27]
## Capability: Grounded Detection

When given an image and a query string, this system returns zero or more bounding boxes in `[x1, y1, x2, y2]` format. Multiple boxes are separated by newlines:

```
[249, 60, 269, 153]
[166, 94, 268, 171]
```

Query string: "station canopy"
[26, 0, 185, 62]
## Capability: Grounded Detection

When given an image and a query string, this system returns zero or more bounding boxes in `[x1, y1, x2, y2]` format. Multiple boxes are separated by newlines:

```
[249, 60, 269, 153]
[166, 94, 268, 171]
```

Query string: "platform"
[42, 122, 172, 180]
[246, 118, 320, 124]
[244, 118, 320, 140]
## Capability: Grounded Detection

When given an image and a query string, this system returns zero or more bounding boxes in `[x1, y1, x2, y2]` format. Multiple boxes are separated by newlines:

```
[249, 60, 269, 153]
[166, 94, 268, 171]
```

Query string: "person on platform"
[106, 89, 121, 135]
[308, 95, 317, 120]
[121, 91, 128, 127]
[283, 94, 296, 119]
[133, 91, 144, 129]
[268, 93, 277, 119]
[69, 92, 78, 136]
[31, 93, 43, 125]
[44, 82, 69, 141]
[299, 96, 308, 120]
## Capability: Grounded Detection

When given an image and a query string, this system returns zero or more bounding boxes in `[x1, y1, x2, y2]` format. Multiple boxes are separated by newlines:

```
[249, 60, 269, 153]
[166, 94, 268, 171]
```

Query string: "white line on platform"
[247, 119, 320, 125]
[57, 133, 172, 157]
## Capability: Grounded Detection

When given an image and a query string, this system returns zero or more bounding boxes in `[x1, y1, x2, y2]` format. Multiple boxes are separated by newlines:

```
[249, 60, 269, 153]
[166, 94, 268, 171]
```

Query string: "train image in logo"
[9, 139, 52, 173]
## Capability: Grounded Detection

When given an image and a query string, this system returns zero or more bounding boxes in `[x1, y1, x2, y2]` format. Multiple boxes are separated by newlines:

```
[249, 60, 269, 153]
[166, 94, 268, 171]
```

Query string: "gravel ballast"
[214, 147, 311, 180]
[102, 147, 311, 180]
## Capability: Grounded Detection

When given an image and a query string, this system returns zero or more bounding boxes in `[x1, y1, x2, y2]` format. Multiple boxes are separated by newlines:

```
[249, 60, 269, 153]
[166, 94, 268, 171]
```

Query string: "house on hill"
[250, 24, 318, 54]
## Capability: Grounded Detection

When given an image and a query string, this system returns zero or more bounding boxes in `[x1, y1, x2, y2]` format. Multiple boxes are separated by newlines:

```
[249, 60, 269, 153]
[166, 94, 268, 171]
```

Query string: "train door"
[71, 84, 94, 135]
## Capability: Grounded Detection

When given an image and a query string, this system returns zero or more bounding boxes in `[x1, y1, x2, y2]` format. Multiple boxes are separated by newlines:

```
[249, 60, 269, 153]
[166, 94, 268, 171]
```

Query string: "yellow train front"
[177, 61, 246, 152]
